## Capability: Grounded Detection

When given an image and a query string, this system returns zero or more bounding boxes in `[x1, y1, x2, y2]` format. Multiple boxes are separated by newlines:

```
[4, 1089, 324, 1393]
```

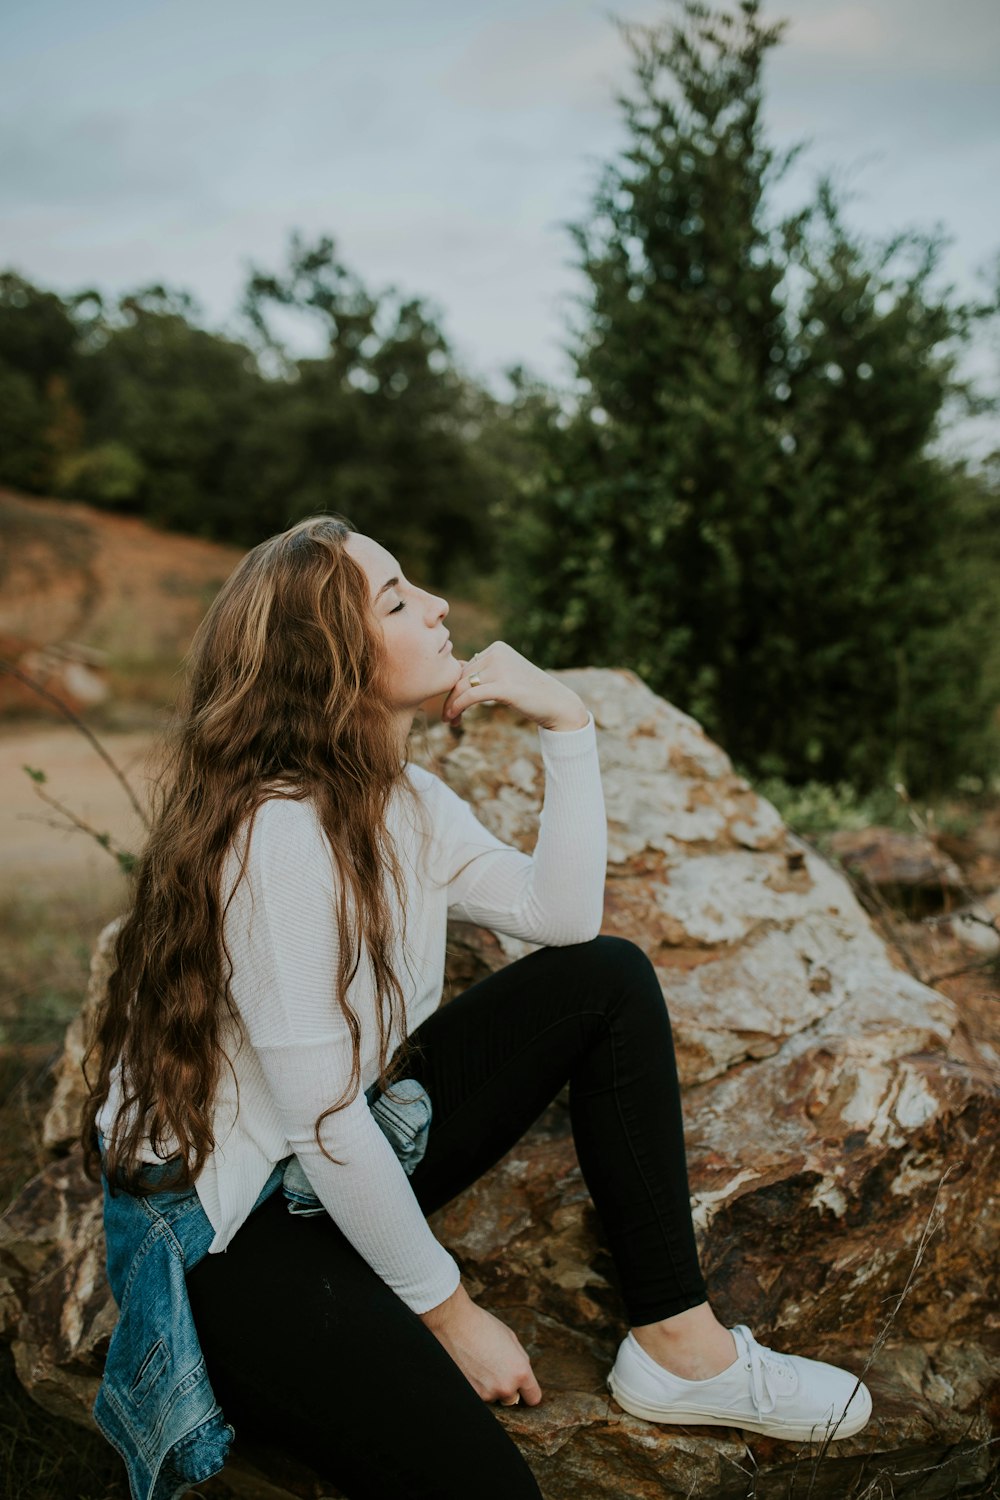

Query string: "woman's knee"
[565, 934, 663, 1014]
[582, 934, 658, 986]
[582, 934, 674, 1034]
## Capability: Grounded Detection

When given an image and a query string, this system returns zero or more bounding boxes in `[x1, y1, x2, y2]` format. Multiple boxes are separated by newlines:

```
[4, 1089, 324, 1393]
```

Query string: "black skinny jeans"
[186, 935, 708, 1500]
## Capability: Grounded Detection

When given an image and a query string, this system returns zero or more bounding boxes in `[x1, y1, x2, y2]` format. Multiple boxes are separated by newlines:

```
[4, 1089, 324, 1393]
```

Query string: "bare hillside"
[0, 488, 246, 665]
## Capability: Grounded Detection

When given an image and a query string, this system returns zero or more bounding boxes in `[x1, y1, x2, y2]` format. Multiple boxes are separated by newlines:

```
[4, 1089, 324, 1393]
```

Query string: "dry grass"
[0, 883, 137, 1499]
[0, 1346, 130, 1500]
[0, 883, 124, 1212]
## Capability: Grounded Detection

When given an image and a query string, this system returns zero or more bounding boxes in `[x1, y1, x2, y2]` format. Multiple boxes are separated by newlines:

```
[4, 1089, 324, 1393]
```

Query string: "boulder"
[3, 667, 998, 1498]
[827, 826, 964, 904]
[940, 891, 1000, 958]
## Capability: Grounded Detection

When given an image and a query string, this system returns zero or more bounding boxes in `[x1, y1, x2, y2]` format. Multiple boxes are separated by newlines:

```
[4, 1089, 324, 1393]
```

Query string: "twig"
[787, 827, 926, 981]
[802, 1166, 954, 1497]
[14, 790, 135, 871]
[0, 657, 150, 827]
[889, 1431, 1000, 1481]
[921, 908, 999, 934]
[922, 953, 1000, 987]
[780, 764, 1000, 989]
[841, 865, 929, 978]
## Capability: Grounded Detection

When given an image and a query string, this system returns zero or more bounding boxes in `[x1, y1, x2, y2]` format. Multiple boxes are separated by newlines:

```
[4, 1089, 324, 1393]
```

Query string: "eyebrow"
[374, 575, 400, 602]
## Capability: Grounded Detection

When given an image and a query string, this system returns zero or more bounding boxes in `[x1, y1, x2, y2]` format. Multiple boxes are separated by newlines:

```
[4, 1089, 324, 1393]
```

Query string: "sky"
[3, 0, 999, 461]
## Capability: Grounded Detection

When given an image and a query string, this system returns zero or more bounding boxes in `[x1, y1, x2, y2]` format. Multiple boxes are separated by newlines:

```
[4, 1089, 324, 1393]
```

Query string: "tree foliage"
[0, 273, 80, 491]
[0, 240, 513, 587]
[497, 0, 1000, 795]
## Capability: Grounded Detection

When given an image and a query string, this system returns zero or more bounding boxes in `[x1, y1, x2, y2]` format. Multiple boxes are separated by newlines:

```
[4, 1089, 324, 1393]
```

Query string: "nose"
[425, 589, 448, 623]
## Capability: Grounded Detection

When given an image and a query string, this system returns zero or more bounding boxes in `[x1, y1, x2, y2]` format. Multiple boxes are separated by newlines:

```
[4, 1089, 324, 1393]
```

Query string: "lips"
[438, 636, 452, 653]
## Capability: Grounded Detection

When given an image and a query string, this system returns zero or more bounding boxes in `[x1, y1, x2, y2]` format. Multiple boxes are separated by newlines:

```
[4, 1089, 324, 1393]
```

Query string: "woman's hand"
[442, 641, 589, 732]
[419, 1281, 543, 1407]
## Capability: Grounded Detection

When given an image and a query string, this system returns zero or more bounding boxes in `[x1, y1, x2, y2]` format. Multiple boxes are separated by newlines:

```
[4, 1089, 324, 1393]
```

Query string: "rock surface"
[941, 890, 1000, 957]
[2, 667, 998, 1498]
[827, 825, 964, 902]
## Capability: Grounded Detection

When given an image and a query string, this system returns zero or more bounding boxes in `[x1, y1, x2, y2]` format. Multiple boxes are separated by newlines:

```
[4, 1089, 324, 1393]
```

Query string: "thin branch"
[15, 790, 134, 868]
[922, 953, 1000, 987]
[803, 1167, 954, 1496]
[0, 658, 150, 828]
[842, 865, 929, 977]
[874, 781, 998, 945]
[787, 826, 926, 981]
[921, 908, 999, 934]
[889, 1433, 1000, 1482]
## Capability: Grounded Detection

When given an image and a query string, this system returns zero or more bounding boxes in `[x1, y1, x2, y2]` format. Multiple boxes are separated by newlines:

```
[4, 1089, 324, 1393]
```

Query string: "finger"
[446, 685, 483, 716]
[441, 660, 471, 718]
[444, 679, 491, 721]
[520, 1370, 543, 1406]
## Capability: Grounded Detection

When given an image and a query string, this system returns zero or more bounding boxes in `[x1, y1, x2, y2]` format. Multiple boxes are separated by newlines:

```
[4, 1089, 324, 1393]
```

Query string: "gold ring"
[469, 672, 482, 688]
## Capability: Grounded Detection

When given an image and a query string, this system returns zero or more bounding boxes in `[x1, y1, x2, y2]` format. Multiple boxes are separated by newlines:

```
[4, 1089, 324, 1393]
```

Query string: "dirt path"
[0, 721, 162, 898]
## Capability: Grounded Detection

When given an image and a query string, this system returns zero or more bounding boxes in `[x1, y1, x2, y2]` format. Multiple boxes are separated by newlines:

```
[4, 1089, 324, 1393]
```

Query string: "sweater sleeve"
[222, 800, 460, 1313]
[438, 709, 607, 944]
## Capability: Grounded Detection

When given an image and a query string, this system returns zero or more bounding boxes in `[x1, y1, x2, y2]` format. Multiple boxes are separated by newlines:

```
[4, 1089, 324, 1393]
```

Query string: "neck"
[394, 708, 416, 763]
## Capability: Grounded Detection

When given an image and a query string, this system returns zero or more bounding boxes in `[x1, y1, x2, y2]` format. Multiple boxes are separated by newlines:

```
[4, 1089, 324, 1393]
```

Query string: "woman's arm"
[223, 799, 460, 1313]
[430, 705, 608, 944]
[419, 1281, 542, 1406]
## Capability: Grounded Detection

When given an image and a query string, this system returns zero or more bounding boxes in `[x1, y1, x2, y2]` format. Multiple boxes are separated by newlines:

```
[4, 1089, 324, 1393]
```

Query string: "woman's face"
[344, 532, 463, 713]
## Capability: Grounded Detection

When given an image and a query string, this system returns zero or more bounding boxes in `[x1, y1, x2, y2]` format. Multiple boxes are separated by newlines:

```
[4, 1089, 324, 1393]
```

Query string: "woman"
[83, 514, 871, 1500]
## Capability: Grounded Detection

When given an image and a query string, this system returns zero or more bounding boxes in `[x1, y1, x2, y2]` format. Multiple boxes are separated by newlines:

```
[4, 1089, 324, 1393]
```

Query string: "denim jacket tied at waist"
[95, 1079, 432, 1500]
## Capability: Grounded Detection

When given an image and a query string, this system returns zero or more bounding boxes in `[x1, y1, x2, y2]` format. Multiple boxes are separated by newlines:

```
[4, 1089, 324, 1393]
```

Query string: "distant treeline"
[2, 0, 1000, 797]
[0, 237, 536, 587]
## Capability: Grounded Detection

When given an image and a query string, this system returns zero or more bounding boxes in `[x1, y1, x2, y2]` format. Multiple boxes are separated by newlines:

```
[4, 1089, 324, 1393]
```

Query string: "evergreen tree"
[498, 0, 999, 796]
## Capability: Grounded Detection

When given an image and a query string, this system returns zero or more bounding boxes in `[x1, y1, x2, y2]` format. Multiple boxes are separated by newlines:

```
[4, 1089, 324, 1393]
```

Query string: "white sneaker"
[607, 1324, 872, 1443]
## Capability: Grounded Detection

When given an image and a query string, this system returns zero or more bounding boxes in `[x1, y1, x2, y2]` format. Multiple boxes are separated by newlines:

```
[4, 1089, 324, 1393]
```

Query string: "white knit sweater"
[99, 709, 607, 1313]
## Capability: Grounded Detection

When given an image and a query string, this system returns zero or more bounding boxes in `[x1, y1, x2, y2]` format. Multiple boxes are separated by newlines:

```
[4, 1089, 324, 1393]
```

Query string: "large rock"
[826, 825, 965, 897]
[3, 667, 998, 1498]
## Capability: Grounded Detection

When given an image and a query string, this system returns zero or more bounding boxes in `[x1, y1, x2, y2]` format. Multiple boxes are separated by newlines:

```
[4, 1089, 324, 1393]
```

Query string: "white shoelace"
[731, 1325, 798, 1417]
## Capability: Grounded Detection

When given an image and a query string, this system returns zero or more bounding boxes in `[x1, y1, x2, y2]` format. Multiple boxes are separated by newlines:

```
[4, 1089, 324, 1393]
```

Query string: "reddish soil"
[0, 487, 246, 665]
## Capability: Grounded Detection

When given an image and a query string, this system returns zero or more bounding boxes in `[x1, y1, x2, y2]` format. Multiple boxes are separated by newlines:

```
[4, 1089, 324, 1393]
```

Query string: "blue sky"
[3, 0, 998, 459]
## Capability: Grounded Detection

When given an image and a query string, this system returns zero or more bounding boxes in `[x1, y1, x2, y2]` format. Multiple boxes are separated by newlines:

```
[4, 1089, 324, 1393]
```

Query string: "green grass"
[743, 766, 1000, 846]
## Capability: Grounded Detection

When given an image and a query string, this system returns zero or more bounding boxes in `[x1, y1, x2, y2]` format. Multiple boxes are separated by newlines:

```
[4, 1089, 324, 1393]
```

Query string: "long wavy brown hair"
[82, 512, 430, 1193]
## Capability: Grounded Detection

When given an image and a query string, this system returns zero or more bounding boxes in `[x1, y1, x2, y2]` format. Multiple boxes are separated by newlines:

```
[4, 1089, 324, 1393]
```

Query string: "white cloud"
[435, 0, 662, 115]
[782, 4, 893, 61]
[779, 0, 1000, 77]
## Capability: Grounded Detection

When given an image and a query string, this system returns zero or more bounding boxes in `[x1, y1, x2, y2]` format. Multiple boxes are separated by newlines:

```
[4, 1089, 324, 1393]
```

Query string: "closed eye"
[389, 600, 406, 613]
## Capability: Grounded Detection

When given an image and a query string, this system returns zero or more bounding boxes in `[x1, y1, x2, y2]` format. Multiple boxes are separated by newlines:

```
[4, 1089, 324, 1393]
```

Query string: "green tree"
[71, 285, 261, 530]
[236, 233, 503, 582]
[498, 0, 999, 796]
[0, 248, 518, 585]
[0, 273, 81, 491]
